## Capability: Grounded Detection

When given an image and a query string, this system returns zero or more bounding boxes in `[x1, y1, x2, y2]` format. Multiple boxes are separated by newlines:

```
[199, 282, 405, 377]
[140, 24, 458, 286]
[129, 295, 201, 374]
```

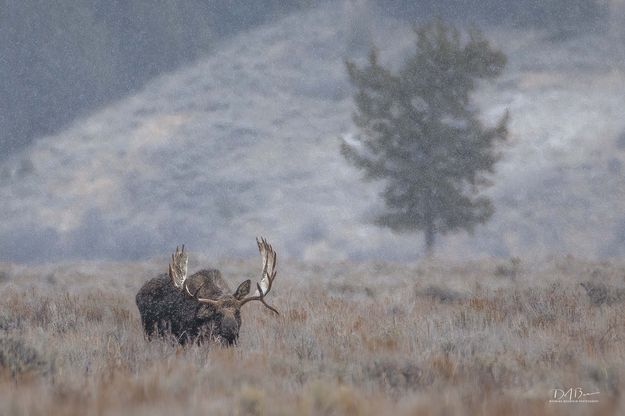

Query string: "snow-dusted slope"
[2, 4, 625, 262]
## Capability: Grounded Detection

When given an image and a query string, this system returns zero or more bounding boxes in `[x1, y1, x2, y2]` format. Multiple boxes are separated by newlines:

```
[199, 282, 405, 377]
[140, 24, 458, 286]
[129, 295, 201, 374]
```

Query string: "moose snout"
[220, 319, 239, 344]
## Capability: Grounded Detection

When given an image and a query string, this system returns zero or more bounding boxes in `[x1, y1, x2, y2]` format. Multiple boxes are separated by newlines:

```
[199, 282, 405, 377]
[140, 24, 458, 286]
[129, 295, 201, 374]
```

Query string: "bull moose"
[136, 237, 279, 345]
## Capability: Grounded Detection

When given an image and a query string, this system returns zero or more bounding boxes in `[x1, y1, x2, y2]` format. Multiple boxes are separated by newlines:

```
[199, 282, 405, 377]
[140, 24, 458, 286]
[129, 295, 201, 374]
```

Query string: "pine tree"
[342, 20, 508, 256]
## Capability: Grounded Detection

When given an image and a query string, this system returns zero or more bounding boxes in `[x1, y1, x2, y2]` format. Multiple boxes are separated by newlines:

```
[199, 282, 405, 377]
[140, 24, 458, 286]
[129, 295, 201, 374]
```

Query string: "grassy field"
[0, 255, 624, 415]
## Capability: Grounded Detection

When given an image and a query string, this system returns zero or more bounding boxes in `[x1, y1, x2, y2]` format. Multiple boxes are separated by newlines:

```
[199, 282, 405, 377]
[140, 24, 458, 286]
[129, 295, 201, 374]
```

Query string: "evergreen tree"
[342, 20, 508, 256]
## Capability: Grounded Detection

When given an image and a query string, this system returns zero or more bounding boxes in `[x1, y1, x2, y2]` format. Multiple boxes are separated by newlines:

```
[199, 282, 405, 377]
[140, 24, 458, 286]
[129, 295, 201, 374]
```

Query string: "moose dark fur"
[135, 238, 279, 345]
[136, 269, 249, 344]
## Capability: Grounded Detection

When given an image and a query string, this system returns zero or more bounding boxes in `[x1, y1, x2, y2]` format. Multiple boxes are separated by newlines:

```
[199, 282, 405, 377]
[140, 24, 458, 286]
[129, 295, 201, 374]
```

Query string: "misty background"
[1, 0, 625, 262]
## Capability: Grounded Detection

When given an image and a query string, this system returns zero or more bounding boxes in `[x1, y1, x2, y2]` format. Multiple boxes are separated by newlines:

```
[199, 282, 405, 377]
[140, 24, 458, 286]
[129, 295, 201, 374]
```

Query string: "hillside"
[1, 4, 625, 262]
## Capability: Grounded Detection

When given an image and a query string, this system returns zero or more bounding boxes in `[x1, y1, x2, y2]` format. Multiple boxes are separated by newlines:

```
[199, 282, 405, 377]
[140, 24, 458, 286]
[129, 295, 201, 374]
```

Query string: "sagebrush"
[0, 256, 623, 415]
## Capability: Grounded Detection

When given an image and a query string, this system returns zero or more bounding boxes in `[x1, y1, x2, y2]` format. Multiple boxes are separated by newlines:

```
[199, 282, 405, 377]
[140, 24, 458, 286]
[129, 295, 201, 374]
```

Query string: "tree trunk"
[424, 220, 435, 257]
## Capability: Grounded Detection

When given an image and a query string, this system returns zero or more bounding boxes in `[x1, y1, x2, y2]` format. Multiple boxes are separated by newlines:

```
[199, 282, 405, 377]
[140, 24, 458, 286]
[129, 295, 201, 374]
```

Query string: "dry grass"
[0, 256, 624, 415]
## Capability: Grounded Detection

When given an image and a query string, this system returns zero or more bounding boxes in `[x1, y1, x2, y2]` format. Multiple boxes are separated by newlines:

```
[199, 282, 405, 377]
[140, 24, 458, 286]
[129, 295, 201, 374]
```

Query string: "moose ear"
[233, 279, 251, 300]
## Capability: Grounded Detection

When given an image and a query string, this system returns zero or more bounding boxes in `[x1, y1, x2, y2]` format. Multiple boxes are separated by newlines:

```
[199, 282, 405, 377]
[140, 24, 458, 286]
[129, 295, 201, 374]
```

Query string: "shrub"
[417, 285, 463, 303]
[0, 337, 49, 379]
[494, 257, 522, 279]
[0, 316, 22, 332]
[367, 360, 429, 390]
[580, 281, 625, 306]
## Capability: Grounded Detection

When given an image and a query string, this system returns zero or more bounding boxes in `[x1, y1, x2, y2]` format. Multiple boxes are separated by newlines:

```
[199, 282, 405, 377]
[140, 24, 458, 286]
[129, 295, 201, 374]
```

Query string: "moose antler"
[168, 245, 221, 307]
[239, 237, 279, 314]
[169, 245, 189, 291]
